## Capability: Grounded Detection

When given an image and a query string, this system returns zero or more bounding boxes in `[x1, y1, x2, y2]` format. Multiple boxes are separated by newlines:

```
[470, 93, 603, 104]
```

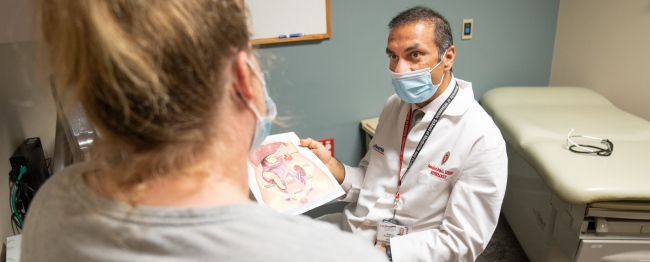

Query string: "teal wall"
[260, 0, 560, 166]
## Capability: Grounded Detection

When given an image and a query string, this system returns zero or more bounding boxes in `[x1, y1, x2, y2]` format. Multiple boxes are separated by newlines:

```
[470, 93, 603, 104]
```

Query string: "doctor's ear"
[232, 51, 255, 101]
[443, 46, 456, 71]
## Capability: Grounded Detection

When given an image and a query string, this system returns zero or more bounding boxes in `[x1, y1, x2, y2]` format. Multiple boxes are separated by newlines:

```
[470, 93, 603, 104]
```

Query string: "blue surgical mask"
[246, 59, 277, 154]
[390, 58, 445, 103]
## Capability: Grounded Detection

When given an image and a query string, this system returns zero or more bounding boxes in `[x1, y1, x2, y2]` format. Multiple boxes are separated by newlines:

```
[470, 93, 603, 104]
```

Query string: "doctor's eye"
[389, 55, 398, 60]
[411, 52, 421, 58]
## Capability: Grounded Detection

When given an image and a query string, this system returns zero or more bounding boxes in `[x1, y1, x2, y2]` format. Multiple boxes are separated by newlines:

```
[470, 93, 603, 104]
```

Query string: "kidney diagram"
[248, 141, 334, 212]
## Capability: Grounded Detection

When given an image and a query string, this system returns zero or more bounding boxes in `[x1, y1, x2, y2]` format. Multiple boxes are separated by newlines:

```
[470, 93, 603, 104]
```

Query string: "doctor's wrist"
[327, 157, 346, 184]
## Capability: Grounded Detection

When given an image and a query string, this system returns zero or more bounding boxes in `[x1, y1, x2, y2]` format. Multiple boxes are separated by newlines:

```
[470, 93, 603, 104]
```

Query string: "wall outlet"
[316, 138, 334, 157]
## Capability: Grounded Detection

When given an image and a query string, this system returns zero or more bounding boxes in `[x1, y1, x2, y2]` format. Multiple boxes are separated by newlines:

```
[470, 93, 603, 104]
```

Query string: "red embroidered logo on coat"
[441, 151, 450, 166]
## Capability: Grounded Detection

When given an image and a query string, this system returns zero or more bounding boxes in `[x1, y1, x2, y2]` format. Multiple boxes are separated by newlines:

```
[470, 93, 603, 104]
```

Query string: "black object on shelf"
[8, 137, 50, 230]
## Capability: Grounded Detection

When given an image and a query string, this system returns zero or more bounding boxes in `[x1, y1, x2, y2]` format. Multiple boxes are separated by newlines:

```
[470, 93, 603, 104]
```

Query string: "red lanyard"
[392, 83, 460, 216]
[395, 108, 412, 200]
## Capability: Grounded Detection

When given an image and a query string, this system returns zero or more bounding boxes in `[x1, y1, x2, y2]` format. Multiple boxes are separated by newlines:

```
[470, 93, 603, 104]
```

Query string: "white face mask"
[245, 59, 277, 154]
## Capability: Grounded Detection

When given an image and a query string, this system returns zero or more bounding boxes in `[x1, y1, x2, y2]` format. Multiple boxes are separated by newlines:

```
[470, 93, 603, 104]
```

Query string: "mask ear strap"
[234, 79, 255, 108]
[235, 88, 260, 120]
[436, 73, 445, 86]
[246, 58, 265, 86]
[247, 101, 263, 120]
[429, 53, 447, 72]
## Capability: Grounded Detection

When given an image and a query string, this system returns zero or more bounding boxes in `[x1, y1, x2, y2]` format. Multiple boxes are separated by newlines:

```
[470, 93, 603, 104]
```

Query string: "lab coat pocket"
[417, 170, 448, 190]
[402, 171, 449, 218]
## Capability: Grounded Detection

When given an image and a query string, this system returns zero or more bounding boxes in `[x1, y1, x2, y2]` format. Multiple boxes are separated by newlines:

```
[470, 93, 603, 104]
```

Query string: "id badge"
[375, 217, 411, 248]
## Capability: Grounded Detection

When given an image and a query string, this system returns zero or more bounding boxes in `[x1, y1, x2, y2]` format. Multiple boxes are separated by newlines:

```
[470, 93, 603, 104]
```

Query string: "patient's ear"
[233, 51, 254, 101]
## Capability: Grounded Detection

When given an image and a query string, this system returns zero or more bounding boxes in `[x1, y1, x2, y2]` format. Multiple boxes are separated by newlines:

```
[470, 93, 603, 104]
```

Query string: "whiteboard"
[246, 0, 331, 45]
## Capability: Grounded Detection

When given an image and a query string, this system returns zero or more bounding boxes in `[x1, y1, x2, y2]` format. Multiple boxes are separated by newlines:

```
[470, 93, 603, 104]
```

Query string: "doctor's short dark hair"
[388, 6, 454, 61]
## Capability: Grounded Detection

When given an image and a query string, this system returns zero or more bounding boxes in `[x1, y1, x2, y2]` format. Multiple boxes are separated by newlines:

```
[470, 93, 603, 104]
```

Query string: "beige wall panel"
[0, 41, 56, 240]
[0, 0, 34, 43]
[550, 0, 650, 121]
[0, 0, 54, 241]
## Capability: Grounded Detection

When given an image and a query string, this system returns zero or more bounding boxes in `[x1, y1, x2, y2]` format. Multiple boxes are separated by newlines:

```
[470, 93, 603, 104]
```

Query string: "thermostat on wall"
[462, 19, 473, 40]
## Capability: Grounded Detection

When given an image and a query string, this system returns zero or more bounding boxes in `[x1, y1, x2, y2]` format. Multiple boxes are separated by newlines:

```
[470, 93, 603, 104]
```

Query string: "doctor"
[301, 6, 507, 262]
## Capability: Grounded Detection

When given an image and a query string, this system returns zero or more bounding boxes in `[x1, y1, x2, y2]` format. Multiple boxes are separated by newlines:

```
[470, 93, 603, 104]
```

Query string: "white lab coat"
[334, 77, 507, 262]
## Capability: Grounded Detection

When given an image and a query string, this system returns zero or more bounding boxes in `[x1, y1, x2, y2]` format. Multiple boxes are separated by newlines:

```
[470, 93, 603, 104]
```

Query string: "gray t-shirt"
[21, 163, 387, 262]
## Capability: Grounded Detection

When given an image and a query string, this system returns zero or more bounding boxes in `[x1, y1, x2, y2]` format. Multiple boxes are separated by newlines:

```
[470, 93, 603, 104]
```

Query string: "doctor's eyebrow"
[386, 44, 422, 55]
[404, 43, 420, 53]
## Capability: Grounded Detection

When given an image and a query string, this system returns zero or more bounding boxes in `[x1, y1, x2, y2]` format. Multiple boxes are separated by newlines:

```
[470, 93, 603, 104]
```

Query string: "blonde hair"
[36, 0, 250, 191]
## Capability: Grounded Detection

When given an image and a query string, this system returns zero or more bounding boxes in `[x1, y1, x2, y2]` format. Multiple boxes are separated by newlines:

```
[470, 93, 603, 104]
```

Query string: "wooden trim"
[252, 33, 329, 45]
[325, 0, 331, 38]
[251, 0, 331, 45]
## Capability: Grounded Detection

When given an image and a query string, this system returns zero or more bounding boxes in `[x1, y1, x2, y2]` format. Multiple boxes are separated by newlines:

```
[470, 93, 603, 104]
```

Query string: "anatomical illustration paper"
[247, 132, 344, 215]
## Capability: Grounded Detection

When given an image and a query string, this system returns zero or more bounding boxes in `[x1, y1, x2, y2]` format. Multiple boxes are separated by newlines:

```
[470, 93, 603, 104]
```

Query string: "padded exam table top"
[481, 87, 650, 205]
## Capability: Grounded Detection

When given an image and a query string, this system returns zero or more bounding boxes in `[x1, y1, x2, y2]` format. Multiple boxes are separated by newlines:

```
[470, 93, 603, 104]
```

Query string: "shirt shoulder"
[20, 164, 387, 262]
[20, 163, 98, 261]
[22, 162, 93, 223]
[382, 94, 405, 114]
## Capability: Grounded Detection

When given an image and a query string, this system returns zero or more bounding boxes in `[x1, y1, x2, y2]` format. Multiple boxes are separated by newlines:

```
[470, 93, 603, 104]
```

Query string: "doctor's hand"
[300, 138, 346, 184]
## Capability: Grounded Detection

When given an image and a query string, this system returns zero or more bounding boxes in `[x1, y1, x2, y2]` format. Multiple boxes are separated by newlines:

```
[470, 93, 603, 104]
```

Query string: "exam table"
[480, 87, 650, 262]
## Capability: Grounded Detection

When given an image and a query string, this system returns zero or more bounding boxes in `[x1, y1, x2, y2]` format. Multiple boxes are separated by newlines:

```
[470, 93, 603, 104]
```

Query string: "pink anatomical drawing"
[248, 135, 341, 214]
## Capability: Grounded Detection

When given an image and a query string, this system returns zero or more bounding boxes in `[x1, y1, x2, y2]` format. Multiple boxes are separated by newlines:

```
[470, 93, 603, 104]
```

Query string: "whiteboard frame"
[249, 0, 331, 45]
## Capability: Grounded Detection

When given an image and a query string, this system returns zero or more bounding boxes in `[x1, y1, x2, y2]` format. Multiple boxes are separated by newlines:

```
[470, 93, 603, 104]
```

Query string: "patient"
[21, 1, 386, 261]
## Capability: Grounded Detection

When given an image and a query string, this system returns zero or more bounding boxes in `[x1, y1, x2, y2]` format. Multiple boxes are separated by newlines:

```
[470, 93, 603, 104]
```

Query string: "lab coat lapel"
[442, 79, 474, 117]
[400, 81, 473, 176]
